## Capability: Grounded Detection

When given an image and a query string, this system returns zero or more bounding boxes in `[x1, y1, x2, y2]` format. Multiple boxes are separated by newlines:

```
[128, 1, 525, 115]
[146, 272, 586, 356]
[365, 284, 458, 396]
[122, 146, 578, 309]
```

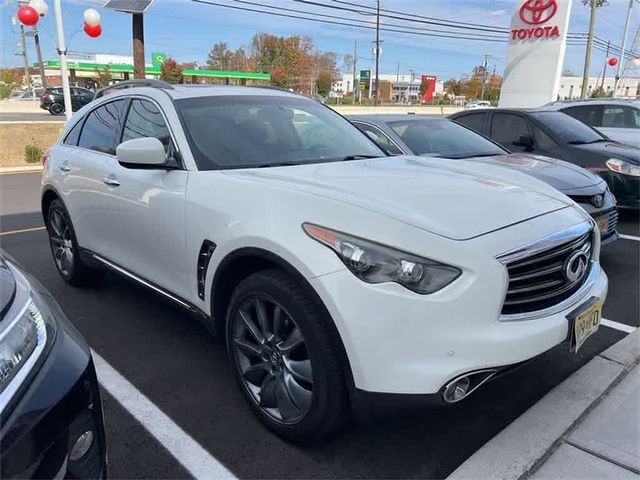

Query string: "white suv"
[41, 81, 608, 442]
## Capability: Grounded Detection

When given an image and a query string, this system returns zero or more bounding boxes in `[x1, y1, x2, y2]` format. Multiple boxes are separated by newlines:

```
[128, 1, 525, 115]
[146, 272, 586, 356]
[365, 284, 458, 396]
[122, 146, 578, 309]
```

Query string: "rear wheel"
[46, 199, 104, 286]
[226, 269, 348, 443]
[49, 103, 64, 116]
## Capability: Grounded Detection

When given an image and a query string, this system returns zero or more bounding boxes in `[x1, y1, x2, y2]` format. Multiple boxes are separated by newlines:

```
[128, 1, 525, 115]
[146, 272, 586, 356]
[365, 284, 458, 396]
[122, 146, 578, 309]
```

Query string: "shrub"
[0, 85, 12, 99]
[24, 143, 43, 164]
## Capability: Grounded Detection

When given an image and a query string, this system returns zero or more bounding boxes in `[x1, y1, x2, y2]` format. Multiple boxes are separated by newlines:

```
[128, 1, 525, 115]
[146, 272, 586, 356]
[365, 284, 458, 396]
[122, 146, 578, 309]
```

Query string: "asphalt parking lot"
[1, 171, 638, 479]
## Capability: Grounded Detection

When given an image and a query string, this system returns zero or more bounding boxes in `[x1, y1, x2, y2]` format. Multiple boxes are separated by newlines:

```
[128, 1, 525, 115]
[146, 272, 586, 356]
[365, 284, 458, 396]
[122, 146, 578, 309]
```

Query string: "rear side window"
[562, 106, 601, 127]
[454, 113, 487, 134]
[602, 106, 639, 128]
[490, 113, 530, 145]
[63, 119, 84, 146]
[78, 100, 127, 155]
[531, 124, 557, 150]
[122, 99, 172, 154]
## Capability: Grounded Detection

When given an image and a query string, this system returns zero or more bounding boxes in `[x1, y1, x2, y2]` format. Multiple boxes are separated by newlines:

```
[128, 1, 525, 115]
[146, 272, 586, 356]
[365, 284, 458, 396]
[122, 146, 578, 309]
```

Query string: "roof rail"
[94, 79, 175, 99]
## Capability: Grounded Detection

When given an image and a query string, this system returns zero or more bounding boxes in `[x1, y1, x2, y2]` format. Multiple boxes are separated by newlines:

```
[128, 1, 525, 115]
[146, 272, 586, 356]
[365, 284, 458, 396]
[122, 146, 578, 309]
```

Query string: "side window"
[491, 113, 530, 147]
[531, 124, 557, 150]
[454, 113, 487, 134]
[602, 106, 639, 128]
[63, 119, 84, 146]
[78, 100, 127, 155]
[353, 122, 403, 155]
[563, 106, 600, 127]
[122, 99, 173, 155]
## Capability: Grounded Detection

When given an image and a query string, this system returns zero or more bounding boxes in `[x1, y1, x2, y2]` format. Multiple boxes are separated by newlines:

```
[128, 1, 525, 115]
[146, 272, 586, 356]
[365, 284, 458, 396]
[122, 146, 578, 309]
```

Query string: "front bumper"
[0, 284, 106, 479]
[310, 261, 608, 396]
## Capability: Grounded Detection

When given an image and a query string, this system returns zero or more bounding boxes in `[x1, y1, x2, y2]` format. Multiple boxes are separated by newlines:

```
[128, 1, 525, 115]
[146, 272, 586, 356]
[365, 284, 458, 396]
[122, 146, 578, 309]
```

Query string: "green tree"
[160, 58, 183, 84]
[315, 71, 333, 96]
[590, 86, 611, 98]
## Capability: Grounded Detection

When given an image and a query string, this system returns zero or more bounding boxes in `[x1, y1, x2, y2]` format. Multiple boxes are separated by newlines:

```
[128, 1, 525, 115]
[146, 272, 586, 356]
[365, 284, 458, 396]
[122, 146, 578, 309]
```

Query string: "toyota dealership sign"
[500, 0, 573, 108]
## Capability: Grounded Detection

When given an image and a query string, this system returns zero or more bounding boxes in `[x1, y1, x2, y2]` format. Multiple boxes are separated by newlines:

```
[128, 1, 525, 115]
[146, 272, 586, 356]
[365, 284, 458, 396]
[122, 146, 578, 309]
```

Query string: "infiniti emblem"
[564, 251, 589, 283]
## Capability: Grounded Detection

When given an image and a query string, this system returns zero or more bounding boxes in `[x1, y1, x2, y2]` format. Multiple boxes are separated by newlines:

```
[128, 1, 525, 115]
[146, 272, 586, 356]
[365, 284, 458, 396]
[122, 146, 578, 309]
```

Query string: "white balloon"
[83, 8, 101, 26]
[30, 0, 48, 16]
[631, 57, 640, 69]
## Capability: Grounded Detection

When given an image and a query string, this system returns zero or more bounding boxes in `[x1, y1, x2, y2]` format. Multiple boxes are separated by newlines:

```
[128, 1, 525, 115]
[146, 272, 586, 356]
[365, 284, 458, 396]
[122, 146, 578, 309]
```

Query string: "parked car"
[8, 89, 43, 101]
[40, 87, 94, 116]
[544, 99, 640, 148]
[350, 115, 618, 244]
[42, 80, 608, 442]
[450, 108, 640, 209]
[0, 252, 107, 479]
[464, 100, 492, 110]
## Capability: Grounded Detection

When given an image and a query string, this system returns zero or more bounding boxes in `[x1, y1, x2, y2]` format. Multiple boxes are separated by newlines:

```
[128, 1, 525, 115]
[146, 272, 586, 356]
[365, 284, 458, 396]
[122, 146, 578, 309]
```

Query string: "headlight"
[606, 159, 640, 177]
[303, 223, 462, 294]
[0, 298, 47, 397]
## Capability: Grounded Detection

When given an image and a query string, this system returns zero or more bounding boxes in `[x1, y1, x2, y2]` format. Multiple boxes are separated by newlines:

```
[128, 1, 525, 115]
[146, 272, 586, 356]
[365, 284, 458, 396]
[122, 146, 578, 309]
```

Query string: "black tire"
[226, 269, 349, 443]
[49, 103, 64, 116]
[46, 198, 104, 286]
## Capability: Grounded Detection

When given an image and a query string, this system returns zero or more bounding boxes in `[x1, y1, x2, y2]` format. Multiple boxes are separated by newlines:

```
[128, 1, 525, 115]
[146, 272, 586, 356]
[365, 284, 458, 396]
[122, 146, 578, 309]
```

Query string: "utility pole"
[408, 68, 415, 104]
[613, 0, 634, 98]
[53, 0, 72, 120]
[18, 24, 31, 87]
[132, 13, 145, 79]
[480, 53, 489, 101]
[352, 40, 357, 105]
[374, 0, 381, 105]
[599, 40, 610, 90]
[581, 0, 598, 99]
[33, 27, 47, 88]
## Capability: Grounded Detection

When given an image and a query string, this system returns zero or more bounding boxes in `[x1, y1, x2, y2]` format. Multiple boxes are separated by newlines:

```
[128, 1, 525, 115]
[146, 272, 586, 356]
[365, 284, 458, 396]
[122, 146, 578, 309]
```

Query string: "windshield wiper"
[568, 139, 608, 145]
[339, 154, 381, 161]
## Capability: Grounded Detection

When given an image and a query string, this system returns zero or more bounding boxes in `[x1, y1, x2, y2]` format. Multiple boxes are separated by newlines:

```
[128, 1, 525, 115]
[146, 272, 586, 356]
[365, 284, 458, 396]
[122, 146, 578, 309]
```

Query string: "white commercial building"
[333, 73, 444, 96]
[557, 76, 639, 100]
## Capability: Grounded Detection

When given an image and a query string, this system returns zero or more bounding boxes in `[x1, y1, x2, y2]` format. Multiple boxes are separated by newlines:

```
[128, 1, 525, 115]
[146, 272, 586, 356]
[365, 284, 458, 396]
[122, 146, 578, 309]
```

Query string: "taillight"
[41, 92, 49, 98]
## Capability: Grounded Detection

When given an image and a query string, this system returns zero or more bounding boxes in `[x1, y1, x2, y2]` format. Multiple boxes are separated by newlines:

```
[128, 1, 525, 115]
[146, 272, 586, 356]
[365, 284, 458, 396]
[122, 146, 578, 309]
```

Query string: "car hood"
[468, 153, 604, 193]
[573, 141, 640, 164]
[226, 156, 573, 240]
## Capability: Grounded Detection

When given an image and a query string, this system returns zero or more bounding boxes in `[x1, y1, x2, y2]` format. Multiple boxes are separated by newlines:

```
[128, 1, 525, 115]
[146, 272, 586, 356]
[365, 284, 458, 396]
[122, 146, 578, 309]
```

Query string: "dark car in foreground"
[449, 108, 639, 209]
[350, 115, 618, 244]
[0, 253, 106, 479]
[40, 87, 94, 116]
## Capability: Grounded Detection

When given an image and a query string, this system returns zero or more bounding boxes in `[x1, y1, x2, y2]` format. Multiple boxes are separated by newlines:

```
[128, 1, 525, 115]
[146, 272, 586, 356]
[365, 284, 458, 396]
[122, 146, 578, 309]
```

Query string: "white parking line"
[601, 319, 637, 334]
[619, 234, 640, 242]
[91, 350, 236, 480]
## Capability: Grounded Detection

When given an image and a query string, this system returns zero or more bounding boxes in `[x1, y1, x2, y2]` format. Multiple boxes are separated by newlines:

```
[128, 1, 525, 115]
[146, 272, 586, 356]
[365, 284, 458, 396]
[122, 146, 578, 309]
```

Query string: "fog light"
[443, 376, 470, 403]
[69, 430, 93, 461]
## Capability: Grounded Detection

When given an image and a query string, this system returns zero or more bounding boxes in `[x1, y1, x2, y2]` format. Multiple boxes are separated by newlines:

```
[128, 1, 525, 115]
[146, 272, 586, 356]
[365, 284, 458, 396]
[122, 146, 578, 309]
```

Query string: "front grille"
[595, 208, 618, 239]
[501, 230, 594, 315]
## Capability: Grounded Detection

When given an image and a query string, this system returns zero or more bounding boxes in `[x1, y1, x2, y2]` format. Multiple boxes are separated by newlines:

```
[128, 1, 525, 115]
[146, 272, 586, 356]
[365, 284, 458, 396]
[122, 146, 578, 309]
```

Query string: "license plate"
[596, 216, 609, 233]
[571, 300, 602, 353]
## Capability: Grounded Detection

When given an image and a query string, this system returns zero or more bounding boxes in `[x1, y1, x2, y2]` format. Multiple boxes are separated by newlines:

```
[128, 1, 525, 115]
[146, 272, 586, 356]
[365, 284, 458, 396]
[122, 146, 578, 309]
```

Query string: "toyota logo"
[592, 194, 604, 208]
[519, 0, 558, 25]
[564, 251, 589, 283]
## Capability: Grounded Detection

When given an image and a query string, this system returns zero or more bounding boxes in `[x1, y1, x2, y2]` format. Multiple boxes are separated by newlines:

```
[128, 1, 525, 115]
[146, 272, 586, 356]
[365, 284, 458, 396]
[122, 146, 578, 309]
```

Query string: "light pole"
[373, 0, 380, 105]
[53, 0, 73, 120]
[408, 69, 415, 104]
[613, 0, 635, 97]
[580, 0, 598, 99]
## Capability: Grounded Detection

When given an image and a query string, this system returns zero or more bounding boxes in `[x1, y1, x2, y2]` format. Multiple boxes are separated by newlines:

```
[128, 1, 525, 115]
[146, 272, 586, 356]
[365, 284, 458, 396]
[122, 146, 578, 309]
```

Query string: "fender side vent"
[197, 240, 216, 300]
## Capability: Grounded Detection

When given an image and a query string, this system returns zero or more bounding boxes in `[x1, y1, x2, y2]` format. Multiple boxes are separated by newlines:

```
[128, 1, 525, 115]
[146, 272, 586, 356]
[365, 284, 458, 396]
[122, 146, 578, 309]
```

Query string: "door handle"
[58, 164, 71, 173]
[103, 177, 120, 187]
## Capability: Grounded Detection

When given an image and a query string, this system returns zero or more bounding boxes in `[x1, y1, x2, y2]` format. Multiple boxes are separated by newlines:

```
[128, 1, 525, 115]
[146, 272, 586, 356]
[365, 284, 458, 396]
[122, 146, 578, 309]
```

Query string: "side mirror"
[117, 137, 166, 168]
[513, 134, 534, 149]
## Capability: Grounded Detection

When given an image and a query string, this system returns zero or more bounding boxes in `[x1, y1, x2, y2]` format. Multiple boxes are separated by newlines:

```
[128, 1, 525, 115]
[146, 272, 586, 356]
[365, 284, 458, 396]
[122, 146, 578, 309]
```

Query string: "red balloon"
[17, 5, 39, 26]
[84, 22, 102, 38]
[608, 57, 618, 67]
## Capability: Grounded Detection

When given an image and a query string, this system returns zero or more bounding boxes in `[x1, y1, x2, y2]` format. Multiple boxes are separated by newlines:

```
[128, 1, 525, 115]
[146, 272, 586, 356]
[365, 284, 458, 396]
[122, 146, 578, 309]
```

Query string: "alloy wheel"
[48, 209, 74, 277]
[50, 103, 64, 116]
[231, 297, 314, 425]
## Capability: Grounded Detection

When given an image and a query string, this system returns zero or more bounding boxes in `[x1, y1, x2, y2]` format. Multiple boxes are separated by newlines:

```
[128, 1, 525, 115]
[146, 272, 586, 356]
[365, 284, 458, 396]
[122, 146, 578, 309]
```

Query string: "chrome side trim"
[90, 253, 200, 313]
[496, 220, 593, 265]
[500, 261, 601, 322]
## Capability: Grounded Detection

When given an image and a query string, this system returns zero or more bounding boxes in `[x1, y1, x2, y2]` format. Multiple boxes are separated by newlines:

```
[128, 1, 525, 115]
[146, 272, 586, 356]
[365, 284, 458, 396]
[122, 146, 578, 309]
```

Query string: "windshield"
[389, 119, 507, 159]
[176, 95, 384, 170]
[531, 111, 606, 144]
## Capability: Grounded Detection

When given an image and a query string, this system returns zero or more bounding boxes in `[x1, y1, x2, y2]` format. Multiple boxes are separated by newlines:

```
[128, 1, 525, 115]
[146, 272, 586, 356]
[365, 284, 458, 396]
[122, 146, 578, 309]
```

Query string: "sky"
[1, 0, 638, 80]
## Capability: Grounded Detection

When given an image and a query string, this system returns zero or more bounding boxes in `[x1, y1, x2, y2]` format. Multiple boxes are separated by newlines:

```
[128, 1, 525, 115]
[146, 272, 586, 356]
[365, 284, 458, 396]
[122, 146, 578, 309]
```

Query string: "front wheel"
[49, 103, 64, 116]
[226, 269, 349, 443]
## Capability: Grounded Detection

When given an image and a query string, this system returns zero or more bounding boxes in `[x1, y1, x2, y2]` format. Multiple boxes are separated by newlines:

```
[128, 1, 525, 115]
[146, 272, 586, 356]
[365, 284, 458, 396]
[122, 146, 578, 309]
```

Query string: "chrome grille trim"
[497, 220, 597, 320]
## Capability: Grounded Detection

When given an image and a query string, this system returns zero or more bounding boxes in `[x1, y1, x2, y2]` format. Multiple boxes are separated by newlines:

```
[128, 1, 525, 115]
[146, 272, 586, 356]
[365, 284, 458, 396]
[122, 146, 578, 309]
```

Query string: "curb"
[447, 329, 639, 480]
[0, 166, 43, 174]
